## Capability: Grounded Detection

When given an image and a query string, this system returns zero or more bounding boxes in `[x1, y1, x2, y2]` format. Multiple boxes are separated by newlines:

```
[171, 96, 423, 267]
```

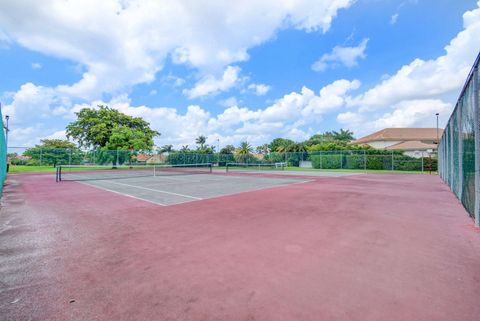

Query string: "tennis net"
[56, 163, 212, 181]
[225, 162, 286, 173]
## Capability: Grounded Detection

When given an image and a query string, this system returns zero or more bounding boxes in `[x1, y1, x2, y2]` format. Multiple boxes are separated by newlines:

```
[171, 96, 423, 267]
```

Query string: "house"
[132, 153, 152, 163]
[146, 154, 167, 164]
[352, 128, 443, 158]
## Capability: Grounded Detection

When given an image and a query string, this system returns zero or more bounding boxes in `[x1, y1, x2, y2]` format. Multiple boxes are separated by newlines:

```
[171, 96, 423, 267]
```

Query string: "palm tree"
[255, 144, 270, 154]
[195, 135, 207, 149]
[333, 129, 354, 142]
[180, 145, 190, 152]
[159, 144, 174, 153]
[236, 141, 253, 155]
[291, 142, 307, 152]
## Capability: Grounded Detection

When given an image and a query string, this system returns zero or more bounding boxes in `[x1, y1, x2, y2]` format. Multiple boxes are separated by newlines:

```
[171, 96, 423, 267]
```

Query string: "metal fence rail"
[438, 51, 480, 227]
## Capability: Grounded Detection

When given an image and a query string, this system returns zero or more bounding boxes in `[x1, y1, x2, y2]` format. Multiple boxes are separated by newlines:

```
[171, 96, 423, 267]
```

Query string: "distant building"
[132, 153, 152, 163]
[353, 128, 443, 158]
[146, 154, 167, 164]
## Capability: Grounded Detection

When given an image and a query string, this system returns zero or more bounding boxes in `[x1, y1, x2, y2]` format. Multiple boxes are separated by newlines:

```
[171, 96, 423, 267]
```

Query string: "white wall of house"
[366, 141, 402, 149]
[404, 150, 425, 158]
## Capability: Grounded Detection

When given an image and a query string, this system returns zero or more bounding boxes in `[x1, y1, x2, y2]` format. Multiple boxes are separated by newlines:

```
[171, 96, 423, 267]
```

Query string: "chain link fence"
[438, 52, 480, 227]
[7, 146, 437, 172]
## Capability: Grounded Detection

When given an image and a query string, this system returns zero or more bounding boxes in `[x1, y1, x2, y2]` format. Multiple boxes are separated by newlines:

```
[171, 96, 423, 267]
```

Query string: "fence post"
[40, 148, 43, 167]
[391, 150, 394, 171]
[363, 150, 366, 172]
[421, 151, 424, 173]
[457, 100, 464, 199]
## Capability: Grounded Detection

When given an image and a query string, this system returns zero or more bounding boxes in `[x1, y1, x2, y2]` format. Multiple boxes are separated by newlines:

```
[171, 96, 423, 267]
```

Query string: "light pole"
[435, 113, 439, 145]
[5, 115, 9, 146]
[4, 113, 9, 172]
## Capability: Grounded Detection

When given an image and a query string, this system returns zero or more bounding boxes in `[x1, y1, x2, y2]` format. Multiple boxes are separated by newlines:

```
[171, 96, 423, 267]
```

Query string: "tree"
[306, 133, 335, 145]
[306, 129, 354, 145]
[220, 145, 235, 154]
[105, 126, 154, 151]
[23, 139, 83, 167]
[197, 145, 215, 154]
[236, 141, 253, 155]
[332, 129, 355, 142]
[159, 144, 174, 153]
[234, 141, 256, 163]
[255, 144, 270, 154]
[195, 135, 207, 149]
[66, 105, 159, 149]
[180, 145, 191, 153]
[268, 138, 295, 153]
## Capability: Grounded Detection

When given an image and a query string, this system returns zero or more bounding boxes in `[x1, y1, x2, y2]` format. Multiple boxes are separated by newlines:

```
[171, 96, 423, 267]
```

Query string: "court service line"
[101, 180, 203, 200]
[79, 181, 167, 206]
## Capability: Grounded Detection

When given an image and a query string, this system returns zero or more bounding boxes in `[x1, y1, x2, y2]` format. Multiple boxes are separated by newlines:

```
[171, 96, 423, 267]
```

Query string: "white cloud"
[44, 130, 67, 140]
[4, 1, 480, 147]
[371, 99, 451, 129]
[390, 13, 399, 25]
[0, 0, 354, 98]
[4, 78, 360, 147]
[338, 99, 452, 137]
[31, 62, 42, 69]
[161, 73, 186, 88]
[300, 79, 361, 117]
[219, 97, 239, 108]
[183, 66, 242, 99]
[348, 2, 480, 111]
[336, 111, 364, 125]
[2, 83, 58, 126]
[248, 83, 271, 95]
[312, 38, 369, 72]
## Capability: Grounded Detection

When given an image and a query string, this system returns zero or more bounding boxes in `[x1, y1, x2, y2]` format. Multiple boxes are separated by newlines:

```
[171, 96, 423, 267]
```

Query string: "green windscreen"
[438, 52, 479, 222]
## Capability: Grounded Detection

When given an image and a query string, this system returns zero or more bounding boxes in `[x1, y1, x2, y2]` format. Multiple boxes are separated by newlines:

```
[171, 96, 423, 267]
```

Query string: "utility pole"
[435, 113, 439, 145]
[4, 110, 10, 172]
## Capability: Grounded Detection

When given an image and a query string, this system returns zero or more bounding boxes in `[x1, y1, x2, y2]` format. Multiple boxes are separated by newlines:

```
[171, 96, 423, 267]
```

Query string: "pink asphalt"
[1, 173, 480, 321]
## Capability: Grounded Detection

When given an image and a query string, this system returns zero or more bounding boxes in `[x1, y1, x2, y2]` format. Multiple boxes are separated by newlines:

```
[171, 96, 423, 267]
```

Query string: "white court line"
[74, 177, 313, 207]
[170, 179, 315, 206]
[100, 180, 203, 200]
[78, 181, 167, 206]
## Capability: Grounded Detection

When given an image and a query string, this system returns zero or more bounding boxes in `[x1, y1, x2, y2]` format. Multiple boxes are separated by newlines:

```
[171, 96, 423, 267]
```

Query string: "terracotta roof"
[353, 128, 444, 144]
[133, 154, 151, 162]
[385, 141, 438, 151]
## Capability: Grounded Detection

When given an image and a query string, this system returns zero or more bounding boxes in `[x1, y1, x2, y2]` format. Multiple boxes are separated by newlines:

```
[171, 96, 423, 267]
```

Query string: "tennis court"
[1, 168, 480, 321]
[55, 164, 316, 206]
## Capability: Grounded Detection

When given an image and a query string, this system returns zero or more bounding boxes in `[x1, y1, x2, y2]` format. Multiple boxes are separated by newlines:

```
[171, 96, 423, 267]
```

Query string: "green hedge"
[310, 153, 436, 171]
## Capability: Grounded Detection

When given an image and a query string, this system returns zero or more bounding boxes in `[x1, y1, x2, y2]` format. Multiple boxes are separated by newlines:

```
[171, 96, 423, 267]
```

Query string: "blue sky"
[0, 0, 479, 149]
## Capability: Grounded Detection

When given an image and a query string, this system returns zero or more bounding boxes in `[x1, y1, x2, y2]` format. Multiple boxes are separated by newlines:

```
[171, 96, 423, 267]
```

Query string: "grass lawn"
[9, 166, 57, 173]
[8, 165, 145, 174]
